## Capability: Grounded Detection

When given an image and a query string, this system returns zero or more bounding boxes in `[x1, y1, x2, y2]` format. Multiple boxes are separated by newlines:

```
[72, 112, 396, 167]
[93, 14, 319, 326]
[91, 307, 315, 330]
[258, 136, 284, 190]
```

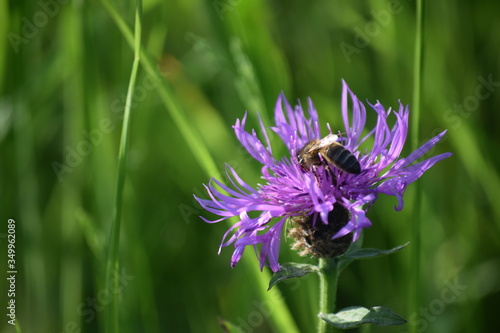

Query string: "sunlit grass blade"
[104, 1, 142, 332]
[409, 0, 425, 332]
[0, 0, 8, 92]
[99, 0, 221, 180]
[449, 123, 500, 220]
[99, 1, 299, 332]
[230, 37, 269, 125]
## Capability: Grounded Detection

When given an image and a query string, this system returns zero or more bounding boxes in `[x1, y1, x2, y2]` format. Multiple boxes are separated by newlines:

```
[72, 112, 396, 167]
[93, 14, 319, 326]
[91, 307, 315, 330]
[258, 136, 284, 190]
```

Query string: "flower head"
[196, 80, 452, 272]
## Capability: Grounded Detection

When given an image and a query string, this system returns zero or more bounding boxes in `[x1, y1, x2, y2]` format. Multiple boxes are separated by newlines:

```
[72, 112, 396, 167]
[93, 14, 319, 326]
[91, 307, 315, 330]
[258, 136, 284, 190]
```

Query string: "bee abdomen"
[325, 144, 361, 174]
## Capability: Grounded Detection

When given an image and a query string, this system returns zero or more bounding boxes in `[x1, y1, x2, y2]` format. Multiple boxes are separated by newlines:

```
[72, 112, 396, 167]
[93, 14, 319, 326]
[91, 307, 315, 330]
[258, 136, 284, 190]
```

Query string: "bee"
[296, 134, 361, 174]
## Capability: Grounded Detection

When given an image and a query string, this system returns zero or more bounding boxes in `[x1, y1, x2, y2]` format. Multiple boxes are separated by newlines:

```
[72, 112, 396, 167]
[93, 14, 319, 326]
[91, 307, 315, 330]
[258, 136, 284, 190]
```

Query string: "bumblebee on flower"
[195, 80, 452, 272]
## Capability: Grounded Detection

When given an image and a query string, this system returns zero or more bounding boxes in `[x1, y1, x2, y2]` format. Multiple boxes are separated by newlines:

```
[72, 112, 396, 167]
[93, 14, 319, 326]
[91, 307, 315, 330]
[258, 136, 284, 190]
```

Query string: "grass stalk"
[409, 0, 425, 331]
[99, 0, 221, 180]
[104, 1, 142, 332]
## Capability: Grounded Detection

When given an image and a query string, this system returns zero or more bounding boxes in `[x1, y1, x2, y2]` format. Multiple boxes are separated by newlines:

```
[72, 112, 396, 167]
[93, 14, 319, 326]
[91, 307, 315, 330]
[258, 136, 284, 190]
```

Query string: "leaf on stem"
[342, 242, 410, 260]
[267, 263, 319, 290]
[319, 306, 407, 329]
[336, 242, 409, 273]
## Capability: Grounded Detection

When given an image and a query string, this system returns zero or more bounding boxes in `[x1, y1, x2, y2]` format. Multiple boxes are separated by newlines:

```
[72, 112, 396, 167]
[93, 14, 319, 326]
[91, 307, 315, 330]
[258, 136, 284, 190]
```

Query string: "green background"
[1, 0, 499, 332]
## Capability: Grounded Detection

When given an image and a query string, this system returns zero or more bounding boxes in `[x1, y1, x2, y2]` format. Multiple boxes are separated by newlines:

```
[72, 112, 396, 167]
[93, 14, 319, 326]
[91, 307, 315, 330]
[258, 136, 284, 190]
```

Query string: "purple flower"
[196, 80, 452, 272]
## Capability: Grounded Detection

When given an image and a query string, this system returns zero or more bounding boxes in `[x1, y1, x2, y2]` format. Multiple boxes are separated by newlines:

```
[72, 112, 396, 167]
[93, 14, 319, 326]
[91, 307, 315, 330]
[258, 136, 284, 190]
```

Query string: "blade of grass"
[230, 37, 269, 126]
[409, 0, 425, 331]
[104, 1, 142, 332]
[0, 0, 8, 92]
[99, 1, 299, 332]
[449, 123, 500, 220]
[59, 6, 85, 330]
[101, 0, 221, 180]
[14, 101, 46, 331]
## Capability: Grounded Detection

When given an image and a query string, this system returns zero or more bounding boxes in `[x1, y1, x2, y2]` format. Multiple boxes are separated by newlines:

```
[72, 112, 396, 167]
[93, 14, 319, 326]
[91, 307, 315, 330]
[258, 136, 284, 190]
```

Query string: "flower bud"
[289, 203, 353, 258]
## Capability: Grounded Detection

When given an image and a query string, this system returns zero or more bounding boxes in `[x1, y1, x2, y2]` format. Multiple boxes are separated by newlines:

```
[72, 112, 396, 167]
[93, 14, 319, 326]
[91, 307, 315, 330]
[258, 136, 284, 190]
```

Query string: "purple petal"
[233, 113, 274, 165]
[342, 80, 366, 147]
[400, 130, 448, 168]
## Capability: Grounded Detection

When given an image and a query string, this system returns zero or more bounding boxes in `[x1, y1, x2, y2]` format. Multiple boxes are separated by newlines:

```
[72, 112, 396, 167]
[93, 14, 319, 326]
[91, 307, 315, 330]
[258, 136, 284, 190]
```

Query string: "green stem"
[410, 0, 425, 331]
[412, 2, 425, 141]
[104, 1, 142, 332]
[318, 258, 338, 333]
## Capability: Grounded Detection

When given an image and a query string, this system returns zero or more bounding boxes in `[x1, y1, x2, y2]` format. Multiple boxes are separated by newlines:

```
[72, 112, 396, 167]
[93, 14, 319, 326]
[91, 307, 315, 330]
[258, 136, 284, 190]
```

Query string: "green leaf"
[336, 241, 408, 273]
[343, 242, 409, 260]
[319, 306, 407, 329]
[267, 263, 319, 290]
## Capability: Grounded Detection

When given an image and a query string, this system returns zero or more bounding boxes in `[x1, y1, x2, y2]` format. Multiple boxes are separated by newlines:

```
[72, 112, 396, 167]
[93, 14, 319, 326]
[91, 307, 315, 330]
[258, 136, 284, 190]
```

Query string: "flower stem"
[410, 0, 425, 332]
[104, 1, 142, 332]
[318, 258, 338, 333]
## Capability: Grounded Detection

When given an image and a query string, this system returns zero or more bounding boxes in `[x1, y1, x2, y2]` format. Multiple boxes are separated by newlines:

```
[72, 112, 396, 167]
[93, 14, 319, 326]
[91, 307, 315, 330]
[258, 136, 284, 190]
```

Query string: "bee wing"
[317, 134, 339, 148]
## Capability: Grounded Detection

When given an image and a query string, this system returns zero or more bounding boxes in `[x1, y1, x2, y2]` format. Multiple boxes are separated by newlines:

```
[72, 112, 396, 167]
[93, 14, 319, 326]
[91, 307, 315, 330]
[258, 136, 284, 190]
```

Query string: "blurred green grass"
[1, 0, 499, 332]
